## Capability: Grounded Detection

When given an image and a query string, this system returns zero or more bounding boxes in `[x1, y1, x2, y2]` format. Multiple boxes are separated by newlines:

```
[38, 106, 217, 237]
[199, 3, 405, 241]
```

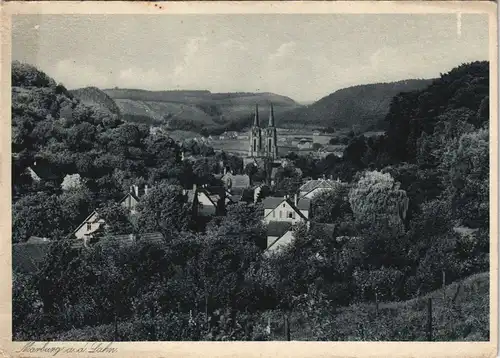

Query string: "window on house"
[268, 138, 272, 149]
[86, 222, 92, 231]
[253, 139, 256, 152]
[279, 211, 282, 218]
[288, 212, 293, 219]
[273, 211, 276, 218]
[292, 212, 296, 219]
[283, 204, 285, 208]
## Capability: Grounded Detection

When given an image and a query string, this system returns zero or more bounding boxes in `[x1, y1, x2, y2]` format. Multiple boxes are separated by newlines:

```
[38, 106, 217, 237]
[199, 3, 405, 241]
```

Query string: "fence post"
[114, 313, 118, 341]
[442, 270, 446, 300]
[284, 315, 290, 341]
[205, 294, 208, 324]
[427, 298, 433, 341]
[114, 286, 118, 341]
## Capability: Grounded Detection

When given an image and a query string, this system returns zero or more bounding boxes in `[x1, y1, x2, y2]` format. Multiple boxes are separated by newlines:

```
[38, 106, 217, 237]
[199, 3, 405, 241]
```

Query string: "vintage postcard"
[0, 1, 497, 358]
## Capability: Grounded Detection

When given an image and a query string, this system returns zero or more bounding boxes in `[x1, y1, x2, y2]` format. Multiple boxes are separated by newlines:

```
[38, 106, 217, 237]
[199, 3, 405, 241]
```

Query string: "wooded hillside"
[277, 79, 433, 131]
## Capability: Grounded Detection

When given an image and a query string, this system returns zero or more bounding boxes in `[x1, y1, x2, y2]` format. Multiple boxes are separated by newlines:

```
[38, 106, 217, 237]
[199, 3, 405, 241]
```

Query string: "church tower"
[264, 103, 278, 159]
[248, 104, 262, 157]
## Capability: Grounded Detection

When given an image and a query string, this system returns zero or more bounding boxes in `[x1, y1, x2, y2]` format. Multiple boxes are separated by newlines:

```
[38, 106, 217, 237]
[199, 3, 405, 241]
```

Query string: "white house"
[197, 190, 218, 216]
[72, 185, 149, 243]
[72, 210, 106, 245]
[262, 195, 310, 225]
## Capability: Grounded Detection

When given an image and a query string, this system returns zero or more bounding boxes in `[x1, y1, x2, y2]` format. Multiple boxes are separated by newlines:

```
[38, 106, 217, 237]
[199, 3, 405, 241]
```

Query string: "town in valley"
[11, 13, 491, 342]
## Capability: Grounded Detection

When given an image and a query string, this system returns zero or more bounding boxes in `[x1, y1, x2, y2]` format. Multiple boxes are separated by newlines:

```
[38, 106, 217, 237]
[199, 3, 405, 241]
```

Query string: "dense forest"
[12, 61, 489, 341]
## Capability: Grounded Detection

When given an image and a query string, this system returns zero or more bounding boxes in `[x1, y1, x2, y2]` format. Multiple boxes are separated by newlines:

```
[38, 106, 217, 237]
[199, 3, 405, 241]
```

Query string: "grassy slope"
[264, 272, 489, 341]
[35, 272, 489, 341]
[102, 89, 302, 127]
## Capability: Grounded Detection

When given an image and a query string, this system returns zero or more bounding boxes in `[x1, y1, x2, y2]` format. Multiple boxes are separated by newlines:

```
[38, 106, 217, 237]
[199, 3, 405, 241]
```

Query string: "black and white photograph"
[6, 2, 496, 347]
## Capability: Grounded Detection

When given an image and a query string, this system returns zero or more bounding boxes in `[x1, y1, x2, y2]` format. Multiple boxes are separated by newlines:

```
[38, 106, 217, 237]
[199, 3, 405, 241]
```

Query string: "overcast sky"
[12, 14, 489, 102]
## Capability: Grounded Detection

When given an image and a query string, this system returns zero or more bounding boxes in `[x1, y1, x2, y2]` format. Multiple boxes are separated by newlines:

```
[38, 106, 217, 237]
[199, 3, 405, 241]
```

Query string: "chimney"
[192, 183, 197, 192]
[130, 185, 134, 194]
[144, 184, 149, 196]
[134, 185, 139, 197]
[254, 186, 261, 203]
[294, 193, 298, 206]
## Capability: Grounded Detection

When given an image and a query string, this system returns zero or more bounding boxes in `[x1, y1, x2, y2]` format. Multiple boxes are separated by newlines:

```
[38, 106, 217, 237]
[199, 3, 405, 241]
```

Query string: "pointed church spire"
[253, 104, 260, 127]
[268, 103, 275, 127]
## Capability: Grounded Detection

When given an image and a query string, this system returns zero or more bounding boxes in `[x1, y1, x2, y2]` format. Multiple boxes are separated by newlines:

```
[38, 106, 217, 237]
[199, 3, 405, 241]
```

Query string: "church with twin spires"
[248, 104, 278, 160]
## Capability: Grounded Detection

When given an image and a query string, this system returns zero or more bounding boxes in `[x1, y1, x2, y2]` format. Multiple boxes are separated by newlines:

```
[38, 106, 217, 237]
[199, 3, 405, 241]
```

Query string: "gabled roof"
[267, 221, 293, 237]
[72, 210, 101, 235]
[262, 197, 286, 209]
[26, 163, 59, 180]
[295, 198, 311, 211]
[119, 191, 140, 204]
[299, 179, 338, 193]
[24, 167, 41, 182]
[267, 229, 295, 252]
[262, 197, 310, 221]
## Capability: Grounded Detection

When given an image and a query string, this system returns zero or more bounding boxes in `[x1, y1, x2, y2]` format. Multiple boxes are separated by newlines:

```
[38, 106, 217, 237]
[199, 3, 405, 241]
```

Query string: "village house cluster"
[70, 176, 342, 253]
[13, 104, 345, 276]
[67, 105, 344, 253]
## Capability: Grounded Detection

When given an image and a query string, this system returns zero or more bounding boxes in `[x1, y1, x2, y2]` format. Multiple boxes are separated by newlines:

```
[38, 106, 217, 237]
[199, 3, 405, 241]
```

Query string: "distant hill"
[101, 89, 302, 134]
[70, 87, 122, 117]
[73, 80, 435, 134]
[277, 79, 434, 132]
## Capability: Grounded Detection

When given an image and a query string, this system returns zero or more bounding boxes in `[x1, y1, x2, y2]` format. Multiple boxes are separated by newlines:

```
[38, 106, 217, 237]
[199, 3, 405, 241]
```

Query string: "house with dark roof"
[265, 221, 294, 253]
[262, 194, 311, 225]
[12, 240, 51, 274]
[222, 172, 250, 194]
[185, 184, 226, 218]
